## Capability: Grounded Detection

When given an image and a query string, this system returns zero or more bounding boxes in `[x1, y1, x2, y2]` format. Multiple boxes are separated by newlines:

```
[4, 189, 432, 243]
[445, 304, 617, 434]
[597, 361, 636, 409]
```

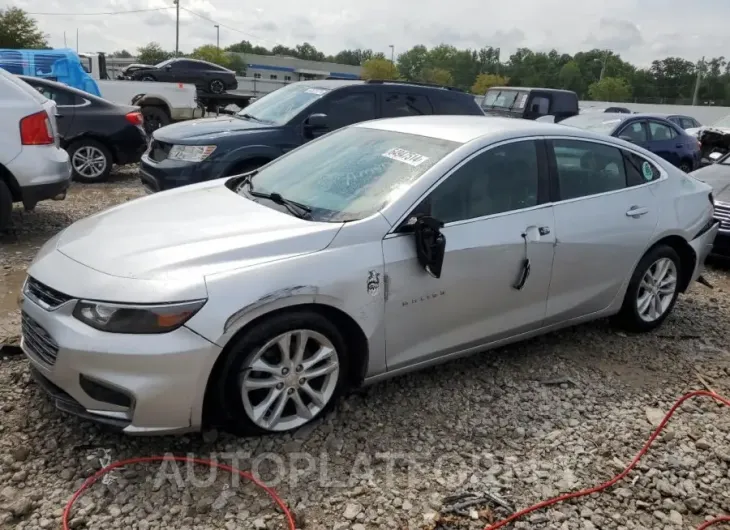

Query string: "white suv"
[0, 68, 71, 231]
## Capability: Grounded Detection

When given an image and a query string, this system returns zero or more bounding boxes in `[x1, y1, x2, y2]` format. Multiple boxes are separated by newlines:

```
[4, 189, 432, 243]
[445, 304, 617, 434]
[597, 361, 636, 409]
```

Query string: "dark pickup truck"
[481, 87, 579, 122]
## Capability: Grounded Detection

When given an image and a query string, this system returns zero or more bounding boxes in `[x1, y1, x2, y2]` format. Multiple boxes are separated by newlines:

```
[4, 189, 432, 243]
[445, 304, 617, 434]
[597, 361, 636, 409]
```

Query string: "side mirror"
[413, 216, 446, 279]
[304, 113, 328, 130]
[619, 135, 636, 143]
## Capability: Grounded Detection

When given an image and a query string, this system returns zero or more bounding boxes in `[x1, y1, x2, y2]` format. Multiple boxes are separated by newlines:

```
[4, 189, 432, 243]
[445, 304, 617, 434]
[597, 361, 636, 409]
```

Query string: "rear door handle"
[626, 206, 649, 217]
[538, 226, 550, 235]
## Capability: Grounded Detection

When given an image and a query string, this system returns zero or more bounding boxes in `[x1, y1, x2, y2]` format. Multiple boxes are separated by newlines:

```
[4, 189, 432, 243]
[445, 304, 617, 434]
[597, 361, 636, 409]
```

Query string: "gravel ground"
[1, 169, 729, 530]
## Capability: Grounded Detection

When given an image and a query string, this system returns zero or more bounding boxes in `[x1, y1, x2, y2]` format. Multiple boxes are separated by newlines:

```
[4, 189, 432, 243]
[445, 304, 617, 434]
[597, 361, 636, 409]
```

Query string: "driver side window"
[426, 140, 540, 224]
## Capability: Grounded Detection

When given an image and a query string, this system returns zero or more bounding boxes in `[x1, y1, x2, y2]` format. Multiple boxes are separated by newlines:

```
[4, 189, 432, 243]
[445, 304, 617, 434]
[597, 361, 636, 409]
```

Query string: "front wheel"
[613, 245, 682, 332]
[213, 311, 349, 436]
[209, 79, 225, 94]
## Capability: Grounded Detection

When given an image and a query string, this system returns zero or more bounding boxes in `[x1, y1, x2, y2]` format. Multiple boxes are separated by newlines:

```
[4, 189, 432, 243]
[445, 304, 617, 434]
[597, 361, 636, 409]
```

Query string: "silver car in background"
[19, 116, 718, 436]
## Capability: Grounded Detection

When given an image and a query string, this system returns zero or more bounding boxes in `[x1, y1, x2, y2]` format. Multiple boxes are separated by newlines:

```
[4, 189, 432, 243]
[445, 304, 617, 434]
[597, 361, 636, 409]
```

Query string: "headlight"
[73, 299, 206, 334]
[168, 145, 216, 162]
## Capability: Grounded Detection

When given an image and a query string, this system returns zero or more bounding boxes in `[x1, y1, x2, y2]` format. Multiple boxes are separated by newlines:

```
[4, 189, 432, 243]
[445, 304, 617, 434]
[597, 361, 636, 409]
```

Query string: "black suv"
[130, 58, 238, 95]
[140, 79, 485, 192]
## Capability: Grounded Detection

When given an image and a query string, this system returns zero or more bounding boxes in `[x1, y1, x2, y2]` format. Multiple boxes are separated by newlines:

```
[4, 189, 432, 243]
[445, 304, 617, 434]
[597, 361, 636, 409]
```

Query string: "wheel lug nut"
[282, 368, 289, 375]
[296, 365, 303, 372]
[287, 388, 294, 395]
[276, 382, 284, 390]
[299, 378, 306, 385]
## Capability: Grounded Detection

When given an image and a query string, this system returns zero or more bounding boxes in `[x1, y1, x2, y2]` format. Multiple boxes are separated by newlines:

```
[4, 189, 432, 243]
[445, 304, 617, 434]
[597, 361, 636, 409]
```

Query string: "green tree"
[471, 73, 509, 95]
[396, 45, 429, 81]
[226, 40, 270, 55]
[110, 50, 133, 58]
[0, 7, 47, 49]
[558, 60, 584, 95]
[190, 44, 231, 67]
[588, 76, 632, 102]
[421, 67, 453, 86]
[137, 42, 171, 65]
[361, 58, 398, 80]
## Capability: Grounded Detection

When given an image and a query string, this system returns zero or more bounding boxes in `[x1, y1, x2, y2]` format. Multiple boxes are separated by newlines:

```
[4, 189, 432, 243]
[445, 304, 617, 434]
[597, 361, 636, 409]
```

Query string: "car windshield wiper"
[239, 113, 264, 122]
[239, 178, 311, 219]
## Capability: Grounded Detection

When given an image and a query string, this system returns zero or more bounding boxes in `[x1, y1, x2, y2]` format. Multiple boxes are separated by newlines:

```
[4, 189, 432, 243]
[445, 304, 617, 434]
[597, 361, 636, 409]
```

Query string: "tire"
[213, 311, 350, 436]
[0, 180, 11, 233]
[226, 159, 267, 177]
[141, 106, 170, 135]
[209, 79, 225, 94]
[613, 244, 682, 332]
[679, 160, 692, 173]
[140, 75, 156, 82]
[68, 138, 113, 183]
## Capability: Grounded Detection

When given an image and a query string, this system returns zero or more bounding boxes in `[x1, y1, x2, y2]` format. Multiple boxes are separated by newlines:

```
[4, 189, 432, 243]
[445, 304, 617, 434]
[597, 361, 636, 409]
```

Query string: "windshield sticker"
[382, 147, 429, 167]
[305, 88, 328, 95]
[517, 94, 528, 108]
[641, 161, 654, 181]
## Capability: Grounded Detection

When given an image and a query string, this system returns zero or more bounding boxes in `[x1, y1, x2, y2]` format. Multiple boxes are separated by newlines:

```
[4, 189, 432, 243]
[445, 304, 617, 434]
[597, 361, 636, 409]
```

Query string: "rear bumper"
[20, 179, 70, 208]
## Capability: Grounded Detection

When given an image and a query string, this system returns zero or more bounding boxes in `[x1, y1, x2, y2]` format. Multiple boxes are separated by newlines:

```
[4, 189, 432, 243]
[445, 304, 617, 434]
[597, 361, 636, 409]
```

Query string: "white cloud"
[11, 0, 730, 66]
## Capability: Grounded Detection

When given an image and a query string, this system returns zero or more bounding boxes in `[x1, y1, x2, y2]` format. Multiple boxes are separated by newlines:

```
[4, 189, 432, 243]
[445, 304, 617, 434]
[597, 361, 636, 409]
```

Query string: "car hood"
[690, 163, 730, 202]
[55, 180, 343, 280]
[153, 115, 277, 142]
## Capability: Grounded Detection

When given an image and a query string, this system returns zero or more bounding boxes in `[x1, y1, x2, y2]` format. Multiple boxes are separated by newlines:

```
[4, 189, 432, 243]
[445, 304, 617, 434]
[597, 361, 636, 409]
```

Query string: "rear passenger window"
[321, 92, 377, 129]
[552, 140, 627, 200]
[618, 122, 648, 143]
[431, 96, 475, 115]
[623, 151, 661, 186]
[382, 93, 432, 117]
[648, 121, 677, 140]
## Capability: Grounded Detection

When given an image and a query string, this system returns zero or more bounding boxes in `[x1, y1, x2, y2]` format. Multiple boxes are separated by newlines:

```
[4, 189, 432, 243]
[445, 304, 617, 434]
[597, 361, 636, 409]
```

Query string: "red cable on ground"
[484, 389, 730, 530]
[62, 455, 296, 530]
[62, 390, 730, 530]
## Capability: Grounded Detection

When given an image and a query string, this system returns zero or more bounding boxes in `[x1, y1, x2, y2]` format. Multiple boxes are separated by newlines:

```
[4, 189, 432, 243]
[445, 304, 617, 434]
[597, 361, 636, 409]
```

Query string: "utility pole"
[214, 25, 220, 49]
[63, 31, 67, 47]
[174, 0, 180, 56]
[389, 45, 394, 64]
[692, 56, 705, 106]
[76, 29, 79, 53]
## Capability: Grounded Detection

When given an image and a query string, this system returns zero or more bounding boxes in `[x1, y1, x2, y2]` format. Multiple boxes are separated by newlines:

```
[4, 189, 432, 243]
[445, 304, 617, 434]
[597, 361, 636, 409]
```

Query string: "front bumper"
[689, 220, 720, 280]
[139, 153, 211, 192]
[20, 276, 222, 435]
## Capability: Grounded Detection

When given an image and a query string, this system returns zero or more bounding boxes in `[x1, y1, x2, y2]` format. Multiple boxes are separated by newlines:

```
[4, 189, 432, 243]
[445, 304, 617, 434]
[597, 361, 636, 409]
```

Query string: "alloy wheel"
[210, 80, 225, 94]
[636, 257, 678, 322]
[72, 146, 107, 179]
[239, 329, 340, 431]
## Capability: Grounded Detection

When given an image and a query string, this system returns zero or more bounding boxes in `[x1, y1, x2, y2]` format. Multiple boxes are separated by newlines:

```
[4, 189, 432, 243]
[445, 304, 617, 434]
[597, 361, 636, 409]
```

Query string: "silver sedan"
[19, 116, 719, 436]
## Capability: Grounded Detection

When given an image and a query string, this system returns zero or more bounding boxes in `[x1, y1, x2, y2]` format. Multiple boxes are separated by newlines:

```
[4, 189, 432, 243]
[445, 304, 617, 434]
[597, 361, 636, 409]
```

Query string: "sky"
[8, 0, 730, 67]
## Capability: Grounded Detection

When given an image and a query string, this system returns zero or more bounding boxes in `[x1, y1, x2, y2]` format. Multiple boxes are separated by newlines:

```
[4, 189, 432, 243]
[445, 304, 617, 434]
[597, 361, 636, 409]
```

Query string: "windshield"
[483, 89, 528, 110]
[154, 59, 173, 68]
[237, 83, 331, 125]
[240, 126, 460, 222]
[713, 114, 730, 128]
[560, 114, 625, 134]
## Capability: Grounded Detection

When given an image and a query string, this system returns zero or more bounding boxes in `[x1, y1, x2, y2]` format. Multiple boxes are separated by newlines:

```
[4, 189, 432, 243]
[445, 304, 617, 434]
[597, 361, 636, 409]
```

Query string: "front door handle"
[626, 206, 649, 218]
[538, 226, 550, 235]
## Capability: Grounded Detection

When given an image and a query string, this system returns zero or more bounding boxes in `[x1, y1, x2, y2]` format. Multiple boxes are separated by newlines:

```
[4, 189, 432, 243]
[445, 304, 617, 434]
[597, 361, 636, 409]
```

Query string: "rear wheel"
[68, 139, 113, 183]
[140, 75, 156, 82]
[141, 106, 170, 135]
[213, 311, 349, 436]
[679, 160, 692, 172]
[209, 79, 225, 94]
[613, 244, 682, 332]
[0, 180, 12, 232]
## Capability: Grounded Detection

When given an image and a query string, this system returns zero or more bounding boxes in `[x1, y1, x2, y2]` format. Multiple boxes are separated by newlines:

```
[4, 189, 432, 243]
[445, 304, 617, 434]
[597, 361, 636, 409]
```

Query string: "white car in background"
[0, 67, 71, 232]
[19, 116, 718, 436]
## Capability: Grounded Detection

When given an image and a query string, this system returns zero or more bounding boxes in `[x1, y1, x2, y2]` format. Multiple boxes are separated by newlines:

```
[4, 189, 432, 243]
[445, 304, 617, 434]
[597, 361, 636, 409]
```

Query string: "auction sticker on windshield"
[382, 147, 429, 167]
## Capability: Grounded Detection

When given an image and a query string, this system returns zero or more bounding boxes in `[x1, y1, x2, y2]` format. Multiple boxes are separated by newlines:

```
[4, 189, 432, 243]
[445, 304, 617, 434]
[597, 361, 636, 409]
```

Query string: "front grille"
[21, 311, 59, 365]
[714, 202, 730, 232]
[149, 140, 172, 162]
[25, 276, 72, 310]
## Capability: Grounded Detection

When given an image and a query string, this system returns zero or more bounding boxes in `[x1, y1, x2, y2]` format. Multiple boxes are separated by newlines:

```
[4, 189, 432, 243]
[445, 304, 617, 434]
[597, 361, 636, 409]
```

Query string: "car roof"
[488, 86, 577, 95]
[17, 75, 111, 104]
[354, 115, 627, 144]
[298, 79, 468, 94]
